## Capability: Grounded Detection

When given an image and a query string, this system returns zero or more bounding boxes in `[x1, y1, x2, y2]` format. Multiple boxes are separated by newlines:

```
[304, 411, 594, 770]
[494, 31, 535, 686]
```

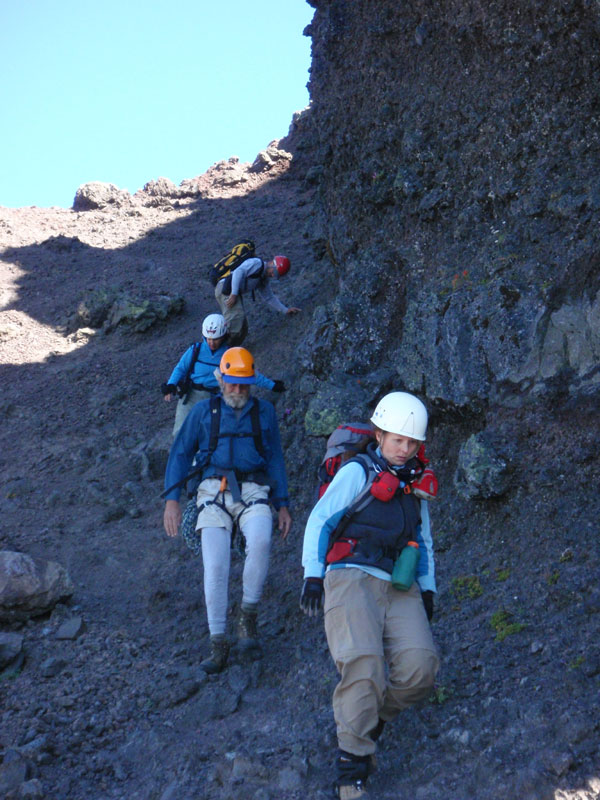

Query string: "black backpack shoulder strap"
[184, 341, 201, 382]
[251, 259, 266, 301]
[179, 342, 204, 405]
[327, 454, 378, 543]
[249, 399, 266, 459]
[206, 395, 264, 460]
[208, 395, 221, 457]
[342, 454, 378, 515]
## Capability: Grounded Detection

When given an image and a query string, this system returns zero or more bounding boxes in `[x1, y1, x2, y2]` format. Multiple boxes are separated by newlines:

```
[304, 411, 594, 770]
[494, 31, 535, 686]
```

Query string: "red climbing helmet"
[273, 255, 291, 276]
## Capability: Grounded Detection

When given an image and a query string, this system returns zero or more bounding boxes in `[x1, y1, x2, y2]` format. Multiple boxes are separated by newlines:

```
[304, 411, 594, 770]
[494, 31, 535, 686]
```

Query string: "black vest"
[332, 445, 422, 574]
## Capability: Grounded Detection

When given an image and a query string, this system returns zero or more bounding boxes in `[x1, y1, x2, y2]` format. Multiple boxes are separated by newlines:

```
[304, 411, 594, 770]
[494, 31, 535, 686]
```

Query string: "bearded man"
[163, 347, 292, 673]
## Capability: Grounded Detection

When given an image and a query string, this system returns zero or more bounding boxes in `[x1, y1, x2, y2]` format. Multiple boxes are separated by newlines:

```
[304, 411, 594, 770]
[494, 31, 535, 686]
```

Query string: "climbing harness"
[162, 395, 272, 554]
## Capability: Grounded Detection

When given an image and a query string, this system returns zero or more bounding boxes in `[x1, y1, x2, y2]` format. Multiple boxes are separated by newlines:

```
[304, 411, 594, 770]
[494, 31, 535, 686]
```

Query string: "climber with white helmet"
[161, 313, 285, 436]
[300, 391, 440, 800]
[214, 253, 301, 346]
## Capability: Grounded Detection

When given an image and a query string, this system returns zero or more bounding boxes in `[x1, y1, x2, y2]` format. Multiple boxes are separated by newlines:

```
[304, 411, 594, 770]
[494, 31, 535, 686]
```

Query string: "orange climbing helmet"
[273, 255, 291, 276]
[219, 347, 256, 384]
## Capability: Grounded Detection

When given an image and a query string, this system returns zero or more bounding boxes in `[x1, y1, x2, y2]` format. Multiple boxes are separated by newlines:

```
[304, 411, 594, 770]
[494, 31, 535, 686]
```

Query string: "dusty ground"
[0, 155, 328, 800]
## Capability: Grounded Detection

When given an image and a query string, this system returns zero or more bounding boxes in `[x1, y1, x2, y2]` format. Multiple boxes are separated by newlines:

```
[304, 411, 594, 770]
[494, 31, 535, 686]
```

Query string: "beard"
[222, 390, 249, 409]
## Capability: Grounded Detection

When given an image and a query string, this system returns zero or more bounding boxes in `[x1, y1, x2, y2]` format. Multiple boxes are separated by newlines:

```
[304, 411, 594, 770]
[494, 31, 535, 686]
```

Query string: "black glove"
[421, 590, 434, 622]
[272, 380, 286, 393]
[161, 382, 177, 396]
[300, 578, 324, 616]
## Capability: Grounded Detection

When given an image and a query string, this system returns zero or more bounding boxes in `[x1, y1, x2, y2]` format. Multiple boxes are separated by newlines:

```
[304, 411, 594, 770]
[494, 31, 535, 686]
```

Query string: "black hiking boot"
[335, 751, 371, 799]
[236, 607, 262, 658]
[200, 635, 230, 674]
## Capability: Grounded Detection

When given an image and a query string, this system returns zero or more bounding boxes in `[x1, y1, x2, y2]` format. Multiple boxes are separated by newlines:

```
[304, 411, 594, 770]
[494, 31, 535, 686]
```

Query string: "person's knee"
[242, 519, 272, 558]
[201, 527, 231, 580]
[391, 648, 439, 692]
[246, 537, 271, 561]
[337, 655, 386, 695]
[228, 321, 248, 347]
[204, 560, 229, 584]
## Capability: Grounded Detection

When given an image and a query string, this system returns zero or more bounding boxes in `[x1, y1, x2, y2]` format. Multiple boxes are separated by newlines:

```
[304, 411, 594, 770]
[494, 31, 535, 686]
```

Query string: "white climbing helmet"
[370, 392, 428, 441]
[202, 313, 227, 339]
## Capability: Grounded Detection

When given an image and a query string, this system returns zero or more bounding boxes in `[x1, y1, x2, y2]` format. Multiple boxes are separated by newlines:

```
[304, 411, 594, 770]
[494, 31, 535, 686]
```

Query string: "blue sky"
[1, 1, 313, 209]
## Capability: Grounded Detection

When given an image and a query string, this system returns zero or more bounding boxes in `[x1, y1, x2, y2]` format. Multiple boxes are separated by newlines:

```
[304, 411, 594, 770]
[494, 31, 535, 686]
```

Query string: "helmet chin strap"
[381, 452, 422, 482]
[391, 459, 423, 483]
[371, 442, 418, 478]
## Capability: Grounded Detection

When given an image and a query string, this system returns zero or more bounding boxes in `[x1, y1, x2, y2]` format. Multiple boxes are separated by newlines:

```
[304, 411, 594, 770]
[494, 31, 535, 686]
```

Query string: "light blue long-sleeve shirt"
[167, 340, 275, 391]
[302, 456, 436, 593]
[227, 258, 289, 313]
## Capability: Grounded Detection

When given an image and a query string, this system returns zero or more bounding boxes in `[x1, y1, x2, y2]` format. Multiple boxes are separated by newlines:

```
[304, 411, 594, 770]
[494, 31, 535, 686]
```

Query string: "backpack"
[317, 422, 438, 501]
[208, 240, 256, 287]
[317, 422, 375, 499]
[177, 341, 202, 403]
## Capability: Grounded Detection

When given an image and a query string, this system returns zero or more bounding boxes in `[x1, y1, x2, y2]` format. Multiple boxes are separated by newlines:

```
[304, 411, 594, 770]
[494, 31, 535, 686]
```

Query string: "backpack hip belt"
[190, 382, 219, 394]
[203, 469, 271, 501]
[329, 493, 419, 573]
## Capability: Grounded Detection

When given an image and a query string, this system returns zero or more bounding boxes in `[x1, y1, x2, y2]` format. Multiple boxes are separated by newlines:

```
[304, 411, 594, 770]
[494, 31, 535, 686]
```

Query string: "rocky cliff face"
[294, 0, 600, 593]
[304, 0, 600, 411]
[290, 0, 600, 795]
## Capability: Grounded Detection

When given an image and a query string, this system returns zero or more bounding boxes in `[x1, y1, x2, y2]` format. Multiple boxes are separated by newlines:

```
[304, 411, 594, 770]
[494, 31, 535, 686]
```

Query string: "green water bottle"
[391, 541, 419, 591]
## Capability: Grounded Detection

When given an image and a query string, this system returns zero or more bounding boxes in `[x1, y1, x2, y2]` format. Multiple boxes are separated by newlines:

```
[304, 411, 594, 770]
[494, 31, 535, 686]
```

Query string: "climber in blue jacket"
[161, 313, 285, 435]
[163, 346, 291, 675]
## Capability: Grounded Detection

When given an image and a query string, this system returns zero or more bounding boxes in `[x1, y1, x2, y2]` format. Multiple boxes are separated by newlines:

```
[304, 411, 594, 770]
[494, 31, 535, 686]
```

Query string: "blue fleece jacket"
[164, 395, 289, 509]
[167, 340, 275, 390]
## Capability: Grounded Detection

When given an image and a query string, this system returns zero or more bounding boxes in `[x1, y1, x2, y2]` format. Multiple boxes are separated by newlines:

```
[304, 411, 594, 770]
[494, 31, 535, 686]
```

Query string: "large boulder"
[73, 181, 133, 211]
[304, 377, 369, 436]
[250, 140, 293, 173]
[140, 176, 180, 197]
[204, 156, 249, 188]
[103, 293, 184, 333]
[68, 290, 184, 333]
[136, 177, 183, 207]
[0, 632, 23, 668]
[0, 551, 74, 621]
[454, 432, 515, 500]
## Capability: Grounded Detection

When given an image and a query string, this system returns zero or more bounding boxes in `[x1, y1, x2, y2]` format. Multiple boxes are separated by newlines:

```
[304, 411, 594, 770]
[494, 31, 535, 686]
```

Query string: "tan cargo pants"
[215, 281, 248, 346]
[172, 388, 211, 437]
[324, 567, 439, 756]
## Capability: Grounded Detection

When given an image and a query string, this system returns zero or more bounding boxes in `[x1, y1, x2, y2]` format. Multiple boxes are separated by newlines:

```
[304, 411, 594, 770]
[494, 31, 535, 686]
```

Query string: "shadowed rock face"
[303, 0, 600, 410]
[294, 3, 600, 796]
